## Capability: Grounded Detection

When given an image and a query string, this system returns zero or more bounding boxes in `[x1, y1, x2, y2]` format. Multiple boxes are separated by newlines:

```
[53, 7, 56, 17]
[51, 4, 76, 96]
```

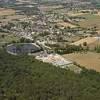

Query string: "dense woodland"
[0, 49, 100, 100]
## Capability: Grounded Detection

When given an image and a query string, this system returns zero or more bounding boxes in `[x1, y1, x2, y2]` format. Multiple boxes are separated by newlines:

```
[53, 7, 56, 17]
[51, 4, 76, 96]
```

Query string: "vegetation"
[0, 49, 100, 100]
[54, 45, 83, 54]
[94, 45, 100, 53]
[19, 37, 33, 43]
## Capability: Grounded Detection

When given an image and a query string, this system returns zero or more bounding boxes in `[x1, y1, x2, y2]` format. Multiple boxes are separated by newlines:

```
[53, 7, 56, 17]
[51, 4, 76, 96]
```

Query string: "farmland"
[0, 8, 15, 16]
[71, 37, 98, 46]
[63, 52, 100, 72]
[78, 14, 100, 30]
[57, 21, 77, 28]
[0, 8, 26, 24]
[0, 0, 100, 100]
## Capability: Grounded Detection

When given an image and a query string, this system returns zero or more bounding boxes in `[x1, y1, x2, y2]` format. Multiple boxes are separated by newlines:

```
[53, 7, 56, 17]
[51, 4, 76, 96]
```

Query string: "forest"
[0, 49, 100, 100]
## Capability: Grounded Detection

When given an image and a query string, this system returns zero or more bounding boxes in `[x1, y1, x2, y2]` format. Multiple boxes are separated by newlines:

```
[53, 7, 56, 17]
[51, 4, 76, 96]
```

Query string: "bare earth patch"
[63, 52, 100, 72]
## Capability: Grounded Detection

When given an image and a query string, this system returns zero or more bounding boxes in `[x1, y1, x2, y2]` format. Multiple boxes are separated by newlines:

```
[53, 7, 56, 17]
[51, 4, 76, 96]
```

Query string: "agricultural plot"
[67, 11, 85, 16]
[0, 8, 15, 16]
[63, 52, 100, 72]
[39, 5, 63, 12]
[77, 14, 100, 30]
[71, 37, 98, 46]
[57, 21, 77, 28]
[0, 8, 26, 23]
[0, 15, 26, 23]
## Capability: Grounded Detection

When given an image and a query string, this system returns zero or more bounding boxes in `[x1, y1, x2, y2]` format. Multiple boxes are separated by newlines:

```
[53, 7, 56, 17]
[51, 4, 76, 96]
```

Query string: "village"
[0, 0, 100, 72]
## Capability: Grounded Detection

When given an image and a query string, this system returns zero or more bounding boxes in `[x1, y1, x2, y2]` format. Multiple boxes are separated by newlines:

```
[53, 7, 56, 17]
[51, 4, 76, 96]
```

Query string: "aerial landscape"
[0, 0, 100, 100]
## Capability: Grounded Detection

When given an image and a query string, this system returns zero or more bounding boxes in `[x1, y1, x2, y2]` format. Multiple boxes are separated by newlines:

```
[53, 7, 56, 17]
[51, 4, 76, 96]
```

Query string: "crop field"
[0, 8, 26, 23]
[67, 11, 85, 16]
[63, 52, 100, 72]
[77, 14, 100, 30]
[0, 8, 16, 16]
[71, 37, 98, 46]
[0, 15, 26, 23]
[57, 21, 77, 28]
[39, 5, 63, 12]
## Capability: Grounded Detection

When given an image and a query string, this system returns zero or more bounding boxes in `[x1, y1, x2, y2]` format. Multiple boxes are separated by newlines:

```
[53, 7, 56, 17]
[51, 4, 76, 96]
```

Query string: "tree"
[1, 34, 5, 38]
[83, 42, 87, 47]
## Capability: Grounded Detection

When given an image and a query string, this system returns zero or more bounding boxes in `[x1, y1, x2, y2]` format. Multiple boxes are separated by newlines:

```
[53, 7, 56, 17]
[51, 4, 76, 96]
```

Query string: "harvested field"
[68, 12, 84, 16]
[57, 21, 76, 28]
[39, 5, 63, 11]
[78, 14, 100, 29]
[71, 37, 98, 46]
[0, 8, 16, 16]
[0, 15, 26, 22]
[63, 52, 100, 72]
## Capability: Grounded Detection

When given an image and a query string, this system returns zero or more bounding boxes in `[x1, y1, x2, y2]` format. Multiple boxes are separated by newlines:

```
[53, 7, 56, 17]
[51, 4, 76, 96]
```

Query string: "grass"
[0, 33, 18, 42]
[0, 32, 19, 47]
